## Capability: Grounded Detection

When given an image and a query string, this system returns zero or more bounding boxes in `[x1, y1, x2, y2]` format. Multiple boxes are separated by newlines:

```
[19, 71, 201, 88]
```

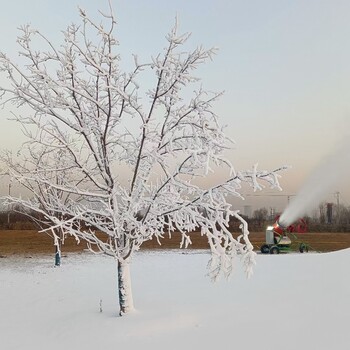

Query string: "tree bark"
[54, 239, 61, 267]
[117, 259, 134, 316]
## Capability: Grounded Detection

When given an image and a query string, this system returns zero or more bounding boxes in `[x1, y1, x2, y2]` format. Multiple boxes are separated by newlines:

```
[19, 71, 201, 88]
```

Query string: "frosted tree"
[0, 4, 286, 315]
[1, 153, 73, 267]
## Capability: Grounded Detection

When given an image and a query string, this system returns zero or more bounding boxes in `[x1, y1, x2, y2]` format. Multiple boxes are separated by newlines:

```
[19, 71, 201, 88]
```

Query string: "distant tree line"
[247, 203, 350, 233]
[0, 204, 37, 230]
[3, 203, 350, 233]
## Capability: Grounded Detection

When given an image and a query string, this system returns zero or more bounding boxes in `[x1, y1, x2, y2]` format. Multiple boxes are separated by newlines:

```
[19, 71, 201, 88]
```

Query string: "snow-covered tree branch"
[0, 4, 287, 315]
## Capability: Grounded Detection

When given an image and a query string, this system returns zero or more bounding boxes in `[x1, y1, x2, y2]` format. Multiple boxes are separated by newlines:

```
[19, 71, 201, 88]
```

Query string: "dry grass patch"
[1, 230, 350, 257]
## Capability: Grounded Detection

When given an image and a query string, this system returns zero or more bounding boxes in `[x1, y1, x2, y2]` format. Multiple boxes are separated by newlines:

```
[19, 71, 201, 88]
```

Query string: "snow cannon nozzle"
[272, 220, 286, 236]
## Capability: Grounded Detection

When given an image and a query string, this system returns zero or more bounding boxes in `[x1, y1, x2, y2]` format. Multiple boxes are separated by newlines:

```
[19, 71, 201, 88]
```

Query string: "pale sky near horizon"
[1, 0, 350, 214]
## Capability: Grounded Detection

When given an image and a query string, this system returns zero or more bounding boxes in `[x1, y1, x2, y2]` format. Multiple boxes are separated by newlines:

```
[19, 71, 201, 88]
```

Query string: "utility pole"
[335, 191, 340, 224]
[7, 182, 11, 227]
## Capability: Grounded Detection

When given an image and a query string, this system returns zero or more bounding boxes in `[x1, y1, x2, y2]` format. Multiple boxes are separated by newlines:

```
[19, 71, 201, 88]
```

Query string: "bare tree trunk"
[117, 259, 134, 316]
[54, 244, 61, 267]
[54, 236, 61, 267]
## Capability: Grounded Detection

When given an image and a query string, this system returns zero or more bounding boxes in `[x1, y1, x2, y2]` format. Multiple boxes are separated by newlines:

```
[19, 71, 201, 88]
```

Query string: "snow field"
[0, 250, 349, 350]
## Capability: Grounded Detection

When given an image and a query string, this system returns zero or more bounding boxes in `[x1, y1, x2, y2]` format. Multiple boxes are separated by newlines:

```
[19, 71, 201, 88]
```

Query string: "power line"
[244, 193, 295, 204]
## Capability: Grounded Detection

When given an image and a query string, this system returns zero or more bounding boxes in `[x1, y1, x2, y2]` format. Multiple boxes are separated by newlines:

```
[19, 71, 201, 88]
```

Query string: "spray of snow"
[279, 139, 350, 227]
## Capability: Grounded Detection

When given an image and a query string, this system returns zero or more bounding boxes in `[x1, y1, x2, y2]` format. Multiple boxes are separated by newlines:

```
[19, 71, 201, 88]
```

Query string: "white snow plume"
[279, 138, 350, 227]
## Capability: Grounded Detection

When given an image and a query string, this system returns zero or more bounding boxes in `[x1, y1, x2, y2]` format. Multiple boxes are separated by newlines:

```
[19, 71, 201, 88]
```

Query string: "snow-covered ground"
[0, 249, 349, 350]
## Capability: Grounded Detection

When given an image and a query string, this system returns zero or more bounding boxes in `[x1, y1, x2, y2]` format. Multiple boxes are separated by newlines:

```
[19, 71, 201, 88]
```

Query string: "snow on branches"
[0, 5, 286, 284]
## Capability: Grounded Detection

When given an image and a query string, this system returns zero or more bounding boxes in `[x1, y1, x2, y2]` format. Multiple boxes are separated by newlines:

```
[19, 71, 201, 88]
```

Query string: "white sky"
[1, 0, 350, 213]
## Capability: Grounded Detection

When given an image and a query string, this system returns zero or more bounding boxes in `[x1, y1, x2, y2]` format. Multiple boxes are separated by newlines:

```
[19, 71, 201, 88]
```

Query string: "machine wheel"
[270, 246, 280, 254]
[260, 244, 270, 254]
[299, 243, 309, 253]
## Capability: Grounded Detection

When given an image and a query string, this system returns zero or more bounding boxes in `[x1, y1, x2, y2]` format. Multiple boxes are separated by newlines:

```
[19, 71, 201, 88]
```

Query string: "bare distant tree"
[253, 207, 269, 228]
[0, 3, 286, 315]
